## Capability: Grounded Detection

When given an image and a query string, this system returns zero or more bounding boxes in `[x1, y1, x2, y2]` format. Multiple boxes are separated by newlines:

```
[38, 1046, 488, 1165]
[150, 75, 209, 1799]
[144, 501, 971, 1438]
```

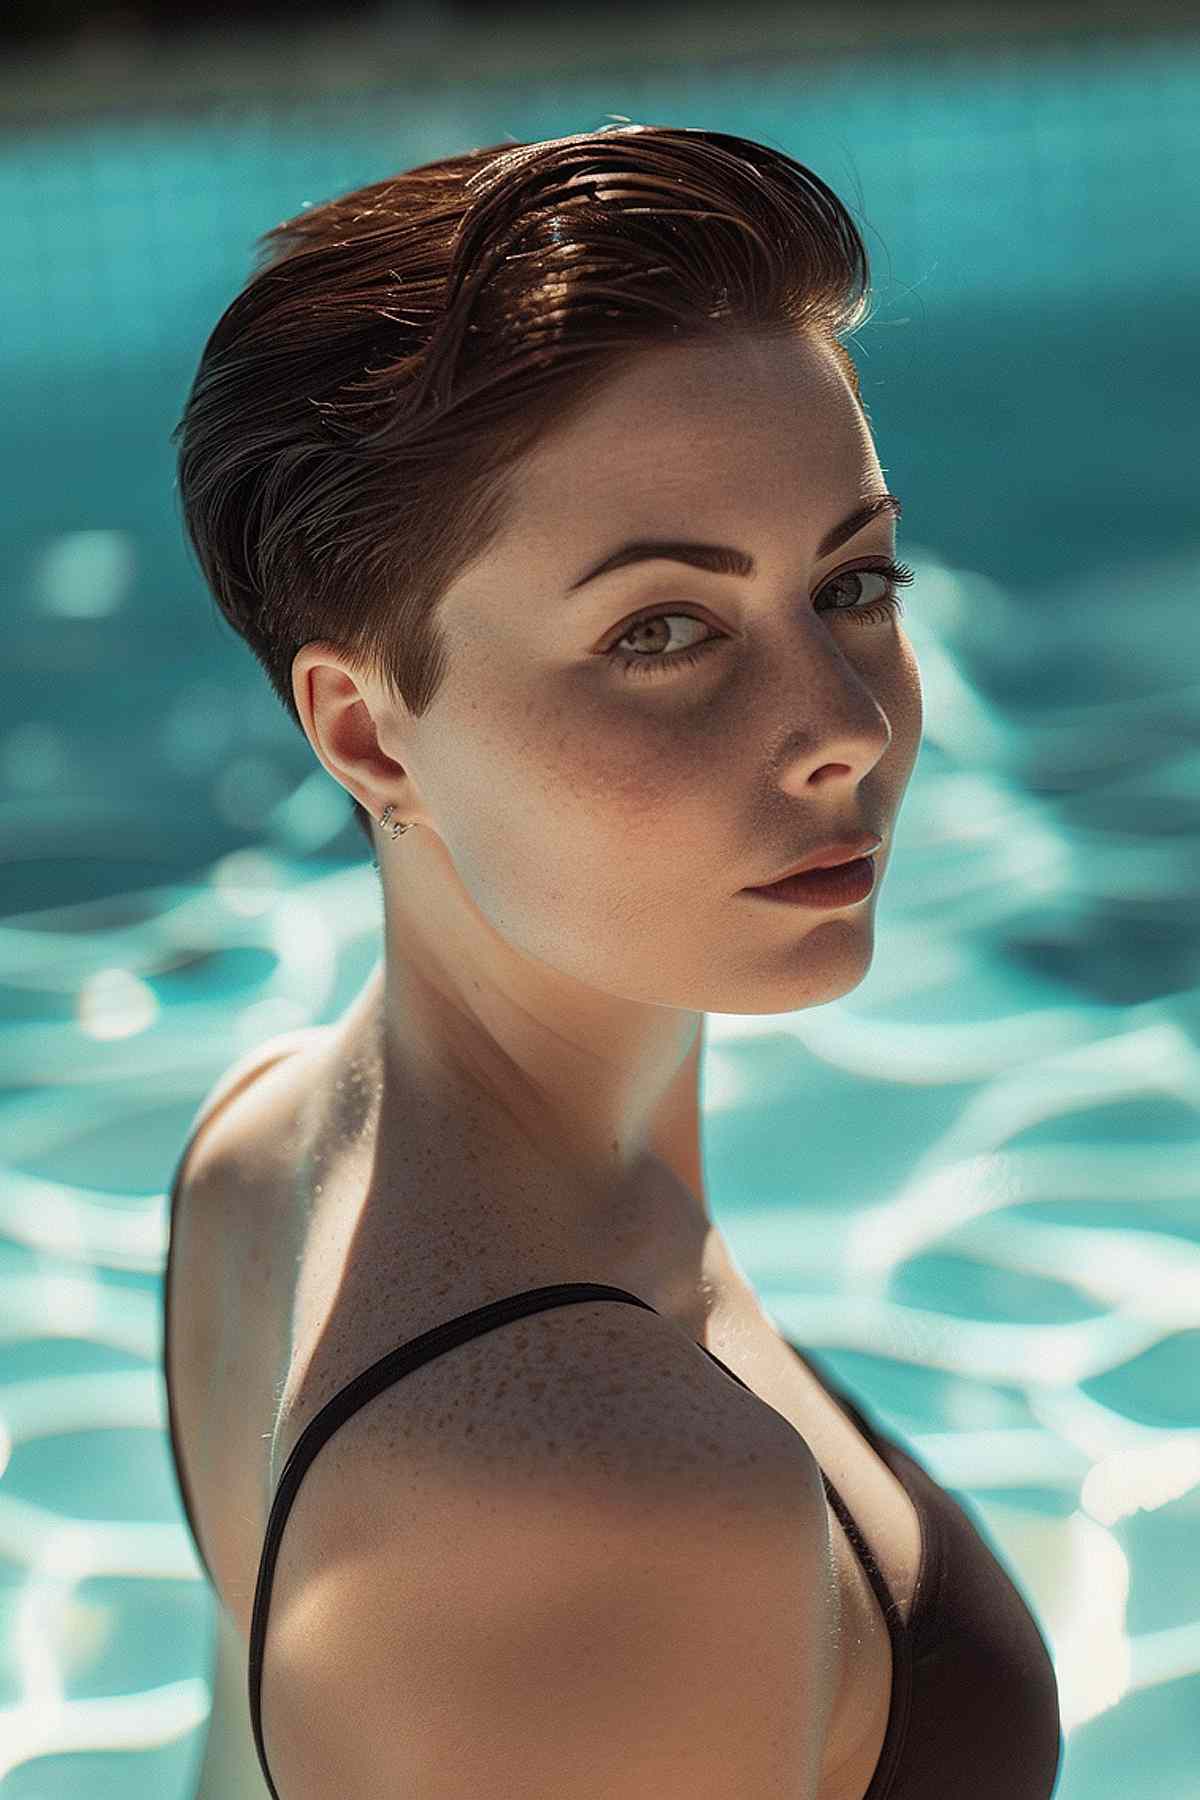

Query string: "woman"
[164, 125, 1062, 1799]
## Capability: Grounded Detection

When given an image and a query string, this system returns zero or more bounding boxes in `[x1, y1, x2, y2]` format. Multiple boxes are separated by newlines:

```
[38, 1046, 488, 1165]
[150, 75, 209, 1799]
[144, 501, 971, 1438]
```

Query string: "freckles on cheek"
[535, 683, 716, 838]
[566, 741, 707, 847]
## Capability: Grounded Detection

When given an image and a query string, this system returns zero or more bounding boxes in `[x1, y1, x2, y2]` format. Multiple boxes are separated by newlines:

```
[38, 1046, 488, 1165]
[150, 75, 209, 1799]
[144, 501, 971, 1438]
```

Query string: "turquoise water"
[2, 26, 1200, 1798]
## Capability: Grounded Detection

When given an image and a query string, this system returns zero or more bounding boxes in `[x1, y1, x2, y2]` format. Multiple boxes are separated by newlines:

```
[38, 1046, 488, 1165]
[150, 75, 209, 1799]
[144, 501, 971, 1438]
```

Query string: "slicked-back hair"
[170, 123, 874, 852]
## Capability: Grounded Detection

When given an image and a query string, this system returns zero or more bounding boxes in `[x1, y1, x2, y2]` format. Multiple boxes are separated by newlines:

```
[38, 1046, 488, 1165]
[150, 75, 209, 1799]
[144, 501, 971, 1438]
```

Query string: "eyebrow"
[566, 493, 903, 593]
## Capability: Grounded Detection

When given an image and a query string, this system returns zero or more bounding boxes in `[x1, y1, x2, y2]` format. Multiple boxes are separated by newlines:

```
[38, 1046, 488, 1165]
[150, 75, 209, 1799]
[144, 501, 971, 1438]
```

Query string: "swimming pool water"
[2, 24, 1199, 1798]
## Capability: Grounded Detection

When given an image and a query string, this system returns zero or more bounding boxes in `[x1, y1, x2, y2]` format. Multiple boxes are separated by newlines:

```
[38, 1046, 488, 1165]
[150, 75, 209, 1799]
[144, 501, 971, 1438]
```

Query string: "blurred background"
[2, 1, 1200, 1796]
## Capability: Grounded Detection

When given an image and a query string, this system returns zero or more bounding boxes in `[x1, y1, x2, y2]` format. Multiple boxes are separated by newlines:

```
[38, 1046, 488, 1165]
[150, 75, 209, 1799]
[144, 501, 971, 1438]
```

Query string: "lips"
[750, 832, 882, 888]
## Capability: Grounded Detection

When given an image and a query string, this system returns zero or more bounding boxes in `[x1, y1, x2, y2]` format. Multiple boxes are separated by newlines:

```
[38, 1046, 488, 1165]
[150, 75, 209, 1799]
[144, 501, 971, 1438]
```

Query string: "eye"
[603, 558, 916, 679]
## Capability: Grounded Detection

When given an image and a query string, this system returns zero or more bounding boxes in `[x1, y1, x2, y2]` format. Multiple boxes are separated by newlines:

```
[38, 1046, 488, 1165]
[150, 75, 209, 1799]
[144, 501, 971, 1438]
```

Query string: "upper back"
[255, 1288, 840, 1799]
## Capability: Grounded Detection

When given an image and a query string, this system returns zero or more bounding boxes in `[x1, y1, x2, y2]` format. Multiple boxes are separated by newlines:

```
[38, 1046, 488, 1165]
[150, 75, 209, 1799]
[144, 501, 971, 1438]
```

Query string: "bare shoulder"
[273, 1286, 821, 1540]
[197, 1026, 331, 1145]
[172, 1026, 331, 1219]
[258, 1297, 836, 1798]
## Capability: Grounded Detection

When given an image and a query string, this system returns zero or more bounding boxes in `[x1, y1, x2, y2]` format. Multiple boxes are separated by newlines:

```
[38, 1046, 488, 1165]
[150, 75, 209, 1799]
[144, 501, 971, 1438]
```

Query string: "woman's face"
[375, 330, 922, 1021]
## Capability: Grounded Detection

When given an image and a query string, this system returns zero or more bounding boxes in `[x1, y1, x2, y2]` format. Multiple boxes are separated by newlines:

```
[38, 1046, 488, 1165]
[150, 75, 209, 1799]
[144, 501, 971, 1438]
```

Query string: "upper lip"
[748, 831, 883, 887]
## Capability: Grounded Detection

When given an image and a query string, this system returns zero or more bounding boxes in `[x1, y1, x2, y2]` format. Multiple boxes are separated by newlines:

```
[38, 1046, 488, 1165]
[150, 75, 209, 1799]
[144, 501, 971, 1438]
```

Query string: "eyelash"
[606, 558, 917, 680]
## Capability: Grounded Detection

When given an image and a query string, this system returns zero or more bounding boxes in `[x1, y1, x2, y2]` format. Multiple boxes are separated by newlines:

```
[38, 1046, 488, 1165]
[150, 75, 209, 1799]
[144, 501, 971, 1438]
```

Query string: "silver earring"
[378, 803, 410, 839]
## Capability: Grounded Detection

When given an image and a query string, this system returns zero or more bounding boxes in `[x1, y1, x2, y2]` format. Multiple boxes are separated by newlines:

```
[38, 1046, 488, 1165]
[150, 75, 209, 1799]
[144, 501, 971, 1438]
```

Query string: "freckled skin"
[291, 329, 923, 1239]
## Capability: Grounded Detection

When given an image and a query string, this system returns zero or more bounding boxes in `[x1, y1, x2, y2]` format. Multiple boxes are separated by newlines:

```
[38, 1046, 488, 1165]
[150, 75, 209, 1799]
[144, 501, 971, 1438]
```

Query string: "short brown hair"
[170, 124, 874, 851]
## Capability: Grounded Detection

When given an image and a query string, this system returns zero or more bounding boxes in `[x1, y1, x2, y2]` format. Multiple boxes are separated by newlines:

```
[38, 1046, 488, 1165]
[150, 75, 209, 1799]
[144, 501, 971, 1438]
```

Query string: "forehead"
[510, 333, 880, 532]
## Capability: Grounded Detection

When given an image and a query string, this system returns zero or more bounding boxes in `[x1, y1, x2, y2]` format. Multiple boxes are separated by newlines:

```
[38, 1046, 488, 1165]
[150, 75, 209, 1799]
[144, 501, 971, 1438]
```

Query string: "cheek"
[426, 690, 681, 889]
[888, 636, 924, 769]
[533, 694, 719, 839]
[476, 700, 724, 933]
